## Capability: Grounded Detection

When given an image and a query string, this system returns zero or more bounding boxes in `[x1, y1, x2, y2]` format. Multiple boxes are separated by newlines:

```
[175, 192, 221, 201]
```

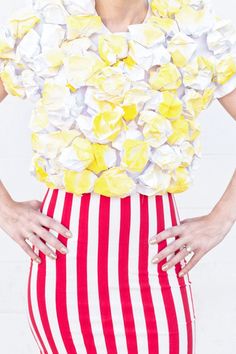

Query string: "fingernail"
[60, 246, 69, 254]
[35, 257, 41, 263]
[49, 253, 57, 260]
[151, 256, 159, 263]
[179, 272, 184, 277]
[149, 237, 156, 244]
[66, 231, 73, 237]
[162, 264, 168, 270]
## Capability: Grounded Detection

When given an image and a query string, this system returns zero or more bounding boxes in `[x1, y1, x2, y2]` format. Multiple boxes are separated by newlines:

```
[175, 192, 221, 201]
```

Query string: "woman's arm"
[210, 169, 236, 226]
[212, 89, 236, 223]
[217, 87, 236, 121]
[149, 169, 236, 277]
[0, 78, 8, 102]
[210, 89, 236, 226]
[0, 80, 73, 263]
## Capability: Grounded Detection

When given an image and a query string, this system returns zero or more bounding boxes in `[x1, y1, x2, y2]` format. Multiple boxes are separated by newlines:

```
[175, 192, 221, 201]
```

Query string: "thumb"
[180, 216, 202, 224]
[180, 217, 193, 224]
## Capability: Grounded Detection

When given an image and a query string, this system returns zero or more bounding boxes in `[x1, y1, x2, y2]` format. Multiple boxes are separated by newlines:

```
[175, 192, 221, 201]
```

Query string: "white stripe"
[107, 196, 128, 353]
[162, 193, 188, 351]
[29, 188, 53, 354]
[183, 269, 196, 327]
[128, 193, 149, 352]
[147, 195, 170, 354]
[44, 189, 68, 353]
[185, 282, 196, 353]
[26, 294, 44, 353]
[65, 194, 87, 353]
[172, 194, 197, 353]
[87, 193, 107, 351]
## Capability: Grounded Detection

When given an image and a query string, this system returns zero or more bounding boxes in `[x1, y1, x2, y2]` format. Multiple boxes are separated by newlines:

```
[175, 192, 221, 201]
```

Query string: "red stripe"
[77, 193, 97, 353]
[98, 195, 117, 353]
[36, 188, 59, 353]
[155, 194, 179, 354]
[55, 191, 77, 353]
[139, 194, 159, 353]
[27, 189, 50, 354]
[168, 193, 193, 354]
[118, 196, 138, 352]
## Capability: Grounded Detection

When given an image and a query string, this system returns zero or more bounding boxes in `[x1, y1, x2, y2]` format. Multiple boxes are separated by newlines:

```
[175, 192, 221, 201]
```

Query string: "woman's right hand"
[0, 197, 73, 264]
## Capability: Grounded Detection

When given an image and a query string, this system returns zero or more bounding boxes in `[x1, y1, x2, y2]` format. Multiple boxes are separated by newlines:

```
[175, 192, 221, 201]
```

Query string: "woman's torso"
[0, 0, 236, 198]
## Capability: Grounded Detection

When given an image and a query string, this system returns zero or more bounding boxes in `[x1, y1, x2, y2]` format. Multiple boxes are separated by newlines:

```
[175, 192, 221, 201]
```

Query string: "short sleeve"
[205, 1, 236, 99]
[0, 5, 41, 100]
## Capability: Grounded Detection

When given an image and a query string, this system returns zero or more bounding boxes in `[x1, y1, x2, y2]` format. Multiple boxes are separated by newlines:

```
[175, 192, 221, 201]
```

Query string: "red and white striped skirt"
[26, 187, 196, 354]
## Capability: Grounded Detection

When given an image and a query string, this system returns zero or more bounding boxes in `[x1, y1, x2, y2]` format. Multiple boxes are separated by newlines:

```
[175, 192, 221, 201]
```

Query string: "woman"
[0, 0, 235, 353]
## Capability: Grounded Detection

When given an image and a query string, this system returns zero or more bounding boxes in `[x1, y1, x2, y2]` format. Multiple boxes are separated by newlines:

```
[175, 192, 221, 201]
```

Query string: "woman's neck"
[95, 0, 148, 32]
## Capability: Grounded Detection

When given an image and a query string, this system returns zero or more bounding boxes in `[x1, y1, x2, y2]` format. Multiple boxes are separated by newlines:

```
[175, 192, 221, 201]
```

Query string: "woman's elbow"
[217, 88, 236, 121]
[0, 78, 8, 103]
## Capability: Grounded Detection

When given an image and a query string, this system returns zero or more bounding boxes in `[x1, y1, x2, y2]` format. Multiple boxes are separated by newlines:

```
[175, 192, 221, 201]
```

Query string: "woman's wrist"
[209, 202, 236, 228]
[208, 170, 236, 230]
[0, 180, 15, 216]
[0, 195, 16, 225]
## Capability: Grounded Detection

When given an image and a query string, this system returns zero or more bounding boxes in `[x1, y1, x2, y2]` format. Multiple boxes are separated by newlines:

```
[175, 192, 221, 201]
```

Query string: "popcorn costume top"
[1, 0, 236, 198]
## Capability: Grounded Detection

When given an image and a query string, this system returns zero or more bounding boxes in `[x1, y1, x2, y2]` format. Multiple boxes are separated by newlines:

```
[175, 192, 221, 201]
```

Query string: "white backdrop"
[0, 0, 236, 353]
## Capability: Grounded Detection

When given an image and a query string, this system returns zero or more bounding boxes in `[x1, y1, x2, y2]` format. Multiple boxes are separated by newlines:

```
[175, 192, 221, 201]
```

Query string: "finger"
[149, 224, 186, 244]
[39, 214, 72, 238]
[161, 247, 192, 271]
[32, 225, 69, 254]
[178, 252, 202, 277]
[26, 233, 58, 260]
[151, 238, 187, 264]
[18, 239, 42, 264]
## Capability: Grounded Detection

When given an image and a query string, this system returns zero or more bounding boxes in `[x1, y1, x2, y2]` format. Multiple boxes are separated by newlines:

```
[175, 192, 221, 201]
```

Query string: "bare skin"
[149, 169, 236, 277]
[0, 179, 72, 264]
[0, 1, 236, 275]
[95, 0, 149, 32]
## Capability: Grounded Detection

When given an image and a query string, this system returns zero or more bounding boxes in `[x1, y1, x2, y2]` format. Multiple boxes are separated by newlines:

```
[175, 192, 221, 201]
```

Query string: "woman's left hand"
[149, 211, 234, 277]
